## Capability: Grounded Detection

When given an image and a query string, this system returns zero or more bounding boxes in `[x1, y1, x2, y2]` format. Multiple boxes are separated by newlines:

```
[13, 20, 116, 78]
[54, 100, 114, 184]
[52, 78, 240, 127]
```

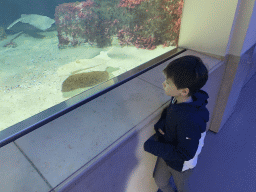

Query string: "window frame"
[0, 48, 186, 148]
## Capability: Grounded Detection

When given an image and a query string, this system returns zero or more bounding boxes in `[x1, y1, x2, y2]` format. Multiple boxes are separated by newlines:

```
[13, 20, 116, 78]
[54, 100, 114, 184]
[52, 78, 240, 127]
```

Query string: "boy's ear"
[181, 88, 190, 96]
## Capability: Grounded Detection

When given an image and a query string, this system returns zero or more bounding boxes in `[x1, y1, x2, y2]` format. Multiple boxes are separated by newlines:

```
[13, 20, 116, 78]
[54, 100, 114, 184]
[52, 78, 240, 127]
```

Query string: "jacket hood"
[171, 90, 210, 126]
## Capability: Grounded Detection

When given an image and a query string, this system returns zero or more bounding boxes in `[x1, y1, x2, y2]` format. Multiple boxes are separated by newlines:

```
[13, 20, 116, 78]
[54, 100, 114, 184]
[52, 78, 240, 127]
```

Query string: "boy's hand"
[158, 129, 165, 135]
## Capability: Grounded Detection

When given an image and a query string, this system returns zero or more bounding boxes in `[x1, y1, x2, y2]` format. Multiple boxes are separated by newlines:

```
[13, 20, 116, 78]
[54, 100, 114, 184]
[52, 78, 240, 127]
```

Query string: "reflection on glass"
[0, 0, 184, 132]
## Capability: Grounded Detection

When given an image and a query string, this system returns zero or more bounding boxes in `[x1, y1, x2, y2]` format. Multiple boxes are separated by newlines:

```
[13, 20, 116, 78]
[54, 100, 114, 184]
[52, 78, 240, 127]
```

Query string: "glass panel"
[0, 0, 184, 134]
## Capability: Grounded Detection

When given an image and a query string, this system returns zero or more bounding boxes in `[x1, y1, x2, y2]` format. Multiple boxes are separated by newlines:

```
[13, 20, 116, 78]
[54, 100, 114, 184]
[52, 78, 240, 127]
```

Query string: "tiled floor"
[183, 72, 256, 191]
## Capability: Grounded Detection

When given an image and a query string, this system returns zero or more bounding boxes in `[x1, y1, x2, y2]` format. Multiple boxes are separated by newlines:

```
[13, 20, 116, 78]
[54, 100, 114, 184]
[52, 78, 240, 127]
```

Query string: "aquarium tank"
[0, 0, 184, 140]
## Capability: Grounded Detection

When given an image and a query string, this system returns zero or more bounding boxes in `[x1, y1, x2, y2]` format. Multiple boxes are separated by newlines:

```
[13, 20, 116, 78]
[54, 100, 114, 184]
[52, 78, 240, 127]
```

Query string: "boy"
[144, 55, 209, 192]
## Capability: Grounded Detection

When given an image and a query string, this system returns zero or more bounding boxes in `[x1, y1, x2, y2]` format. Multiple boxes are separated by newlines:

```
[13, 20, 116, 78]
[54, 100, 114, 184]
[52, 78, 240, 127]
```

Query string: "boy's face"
[162, 74, 189, 98]
[162, 75, 179, 97]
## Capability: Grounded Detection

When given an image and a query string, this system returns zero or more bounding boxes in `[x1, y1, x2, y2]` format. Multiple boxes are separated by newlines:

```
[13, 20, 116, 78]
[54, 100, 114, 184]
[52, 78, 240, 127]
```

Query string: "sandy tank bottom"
[0, 30, 175, 132]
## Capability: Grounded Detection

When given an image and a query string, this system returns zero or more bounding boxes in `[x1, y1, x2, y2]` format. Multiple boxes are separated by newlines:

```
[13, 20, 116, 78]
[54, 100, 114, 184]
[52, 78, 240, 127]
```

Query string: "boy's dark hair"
[163, 55, 208, 97]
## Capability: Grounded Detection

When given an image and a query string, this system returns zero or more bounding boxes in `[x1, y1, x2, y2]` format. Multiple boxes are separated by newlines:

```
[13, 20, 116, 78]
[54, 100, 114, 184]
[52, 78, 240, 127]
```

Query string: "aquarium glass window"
[0, 0, 184, 132]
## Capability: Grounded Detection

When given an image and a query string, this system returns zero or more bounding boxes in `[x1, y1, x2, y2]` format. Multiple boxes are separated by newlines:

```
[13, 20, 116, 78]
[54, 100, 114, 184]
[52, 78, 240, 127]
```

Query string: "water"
[0, 0, 183, 131]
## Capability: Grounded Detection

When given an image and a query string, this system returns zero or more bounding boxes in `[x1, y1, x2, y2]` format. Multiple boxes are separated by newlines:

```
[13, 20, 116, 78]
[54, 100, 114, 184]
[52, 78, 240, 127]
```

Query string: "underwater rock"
[55, 1, 96, 49]
[55, 1, 118, 48]
[61, 71, 109, 92]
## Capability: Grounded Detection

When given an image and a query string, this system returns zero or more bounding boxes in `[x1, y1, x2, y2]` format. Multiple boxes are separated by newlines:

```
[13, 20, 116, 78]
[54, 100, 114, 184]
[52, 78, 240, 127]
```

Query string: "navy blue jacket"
[144, 90, 209, 172]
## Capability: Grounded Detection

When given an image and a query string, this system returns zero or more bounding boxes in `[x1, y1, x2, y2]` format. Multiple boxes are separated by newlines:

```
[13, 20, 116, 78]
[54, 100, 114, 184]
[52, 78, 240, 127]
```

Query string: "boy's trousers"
[153, 157, 194, 192]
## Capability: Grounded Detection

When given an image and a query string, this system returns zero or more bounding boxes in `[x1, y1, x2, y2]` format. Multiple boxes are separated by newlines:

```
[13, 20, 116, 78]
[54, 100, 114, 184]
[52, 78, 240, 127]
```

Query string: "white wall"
[179, 0, 238, 56]
[179, 0, 255, 57]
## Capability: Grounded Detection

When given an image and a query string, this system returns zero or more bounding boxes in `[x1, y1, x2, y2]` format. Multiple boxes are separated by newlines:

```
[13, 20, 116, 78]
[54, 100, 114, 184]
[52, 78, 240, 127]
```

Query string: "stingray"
[5, 14, 55, 46]
[57, 48, 114, 76]
[7, 14, 55, 31]
[61, 67, 119, 92]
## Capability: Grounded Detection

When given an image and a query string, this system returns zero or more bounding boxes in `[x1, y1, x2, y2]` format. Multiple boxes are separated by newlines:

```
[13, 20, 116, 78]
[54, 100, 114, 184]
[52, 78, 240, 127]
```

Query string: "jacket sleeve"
[153, 106, 168, 139]
[144, 118, 201, 161]
[154, 119, 165, 141]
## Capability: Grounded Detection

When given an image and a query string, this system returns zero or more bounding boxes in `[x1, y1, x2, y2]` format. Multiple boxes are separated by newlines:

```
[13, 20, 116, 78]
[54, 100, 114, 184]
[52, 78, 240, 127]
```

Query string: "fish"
[57, 48, 114, 76]
[61, 66, 119, 92]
